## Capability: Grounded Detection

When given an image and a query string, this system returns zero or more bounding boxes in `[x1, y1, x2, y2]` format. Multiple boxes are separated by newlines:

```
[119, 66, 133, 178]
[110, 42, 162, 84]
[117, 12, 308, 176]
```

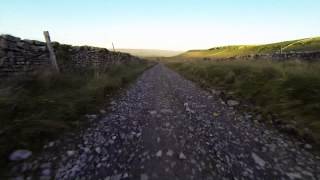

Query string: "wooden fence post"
[43, 31, 59, 73]
[112, 42, 121, 64]
[112, 42, 116, 52]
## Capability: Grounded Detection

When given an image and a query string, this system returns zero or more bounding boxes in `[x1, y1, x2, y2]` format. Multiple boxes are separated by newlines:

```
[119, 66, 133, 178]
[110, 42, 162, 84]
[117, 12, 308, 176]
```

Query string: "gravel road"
[9, 64, 320, 180]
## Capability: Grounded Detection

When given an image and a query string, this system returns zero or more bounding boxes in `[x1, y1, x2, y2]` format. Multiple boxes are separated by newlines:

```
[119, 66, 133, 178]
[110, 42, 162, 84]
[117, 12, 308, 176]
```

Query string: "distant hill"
[117, 49, 183, 57]
[177, 37, 320, 59]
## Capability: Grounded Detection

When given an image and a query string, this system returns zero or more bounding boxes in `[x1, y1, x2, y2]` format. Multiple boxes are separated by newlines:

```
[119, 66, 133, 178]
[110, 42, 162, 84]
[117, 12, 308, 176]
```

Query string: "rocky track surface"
[8, 64, 320, 180]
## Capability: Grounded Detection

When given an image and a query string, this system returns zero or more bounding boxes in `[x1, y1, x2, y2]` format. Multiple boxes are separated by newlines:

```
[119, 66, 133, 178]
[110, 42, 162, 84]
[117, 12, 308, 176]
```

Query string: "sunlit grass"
[178, 37, 320, 59]
[168, 60, 320, 144]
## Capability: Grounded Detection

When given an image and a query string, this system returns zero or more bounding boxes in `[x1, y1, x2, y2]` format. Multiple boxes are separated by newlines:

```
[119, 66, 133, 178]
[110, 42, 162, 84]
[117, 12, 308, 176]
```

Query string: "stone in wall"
[0, 34, 144, 77]
[0, 34, 51, 77]
[56, 44, 144, 72]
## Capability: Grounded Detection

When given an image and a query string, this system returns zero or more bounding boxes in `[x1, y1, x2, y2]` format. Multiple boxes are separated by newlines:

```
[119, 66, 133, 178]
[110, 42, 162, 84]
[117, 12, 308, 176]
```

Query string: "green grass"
[167, 60, 320, 145]
[177, 37, 320, 59]
[0, 61, 151, 169]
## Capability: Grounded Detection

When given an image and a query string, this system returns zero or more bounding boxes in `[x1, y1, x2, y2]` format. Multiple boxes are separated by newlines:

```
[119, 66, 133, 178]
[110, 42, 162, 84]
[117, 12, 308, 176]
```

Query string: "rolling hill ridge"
[177, 37, 320, 59]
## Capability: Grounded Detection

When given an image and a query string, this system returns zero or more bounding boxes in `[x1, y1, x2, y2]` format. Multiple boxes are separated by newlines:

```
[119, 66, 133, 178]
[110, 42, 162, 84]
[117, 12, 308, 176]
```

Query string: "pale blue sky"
[0, 0, 319, 50]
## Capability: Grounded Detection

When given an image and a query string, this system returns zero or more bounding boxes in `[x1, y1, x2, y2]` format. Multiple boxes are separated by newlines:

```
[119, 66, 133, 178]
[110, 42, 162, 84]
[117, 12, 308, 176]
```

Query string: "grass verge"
[167, 60, 320, 145]
[0, 61, 151, 169]
[177, 37, 320, 59]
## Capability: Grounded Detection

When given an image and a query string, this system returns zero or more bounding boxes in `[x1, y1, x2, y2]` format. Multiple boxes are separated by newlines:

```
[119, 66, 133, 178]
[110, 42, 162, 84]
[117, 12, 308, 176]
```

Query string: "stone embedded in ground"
[149, 110, 157, 115]
[286, 172, 302, 179]
[179, 152, 187, 160]
[160, 109, 173, 114]
[123, 173, 129, 178]
[136, 132, 142, 138]
[66, 150, 75, 157]
[86, 114, 97, 119]
[166, 149, 174, 156]
[41, 169, 51, 176]
[304, 144, 312, 149]
[100, 109, 107, 114]
[48, 142, 55, 147]
[110, 174, 121, 180]
[213, 112, 220, 117]
[140, 174, 149, 180]
[211, 89, 221, 96]
[251, 152, 266, 167]
[156, 150, 162, 157]
[108, 140, 114, 144]
[95, 147, 101, 154]
[9, 150, 32, 161]
[84, 147, 90, 152]
[227, 100, 240, 106]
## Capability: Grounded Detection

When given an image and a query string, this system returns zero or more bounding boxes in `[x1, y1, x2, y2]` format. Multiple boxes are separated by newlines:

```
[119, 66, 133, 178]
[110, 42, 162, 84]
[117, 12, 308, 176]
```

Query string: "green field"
[167, 60, 320, 146]
[177, 37, 320, 59]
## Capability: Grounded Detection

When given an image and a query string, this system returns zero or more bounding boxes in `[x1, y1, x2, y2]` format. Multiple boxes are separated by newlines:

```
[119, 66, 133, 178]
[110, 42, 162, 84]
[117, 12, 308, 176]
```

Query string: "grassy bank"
[0, 61, 151, 168]
[168, 60, 320, 144]
[177, 37, 320, 59]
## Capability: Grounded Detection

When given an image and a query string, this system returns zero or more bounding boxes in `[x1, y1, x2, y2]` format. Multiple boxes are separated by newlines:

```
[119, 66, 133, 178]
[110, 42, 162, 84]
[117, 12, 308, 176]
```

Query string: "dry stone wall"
[226, 52, 320, 62]
[64, 45, 142, 71]
[0, 34, 143, 77]
[0, 35, 50, 77]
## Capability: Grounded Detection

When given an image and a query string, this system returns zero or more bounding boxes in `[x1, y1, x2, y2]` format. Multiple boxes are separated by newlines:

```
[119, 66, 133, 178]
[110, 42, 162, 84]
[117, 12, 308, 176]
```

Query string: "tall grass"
[168, 60, 320, 144]
[0, 61, 150, 168]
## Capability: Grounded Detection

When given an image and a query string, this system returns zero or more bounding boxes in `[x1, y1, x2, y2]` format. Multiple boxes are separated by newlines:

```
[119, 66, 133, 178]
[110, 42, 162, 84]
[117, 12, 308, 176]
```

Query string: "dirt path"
[9, 64, 320, 180]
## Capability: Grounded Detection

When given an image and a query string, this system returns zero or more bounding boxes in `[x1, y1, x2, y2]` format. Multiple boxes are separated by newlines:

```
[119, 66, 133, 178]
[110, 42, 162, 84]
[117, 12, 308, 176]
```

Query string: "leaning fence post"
[43, 31, 59, 73]
[112, 42, 121, 64]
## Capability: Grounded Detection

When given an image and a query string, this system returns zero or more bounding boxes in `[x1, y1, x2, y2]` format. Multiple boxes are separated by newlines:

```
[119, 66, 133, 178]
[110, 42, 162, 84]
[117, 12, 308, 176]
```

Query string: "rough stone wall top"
[0, 35, 50, 77]
[0, 35, 144, 77]
[232, 52, 320, 61]
[55, 44, 143, 72]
